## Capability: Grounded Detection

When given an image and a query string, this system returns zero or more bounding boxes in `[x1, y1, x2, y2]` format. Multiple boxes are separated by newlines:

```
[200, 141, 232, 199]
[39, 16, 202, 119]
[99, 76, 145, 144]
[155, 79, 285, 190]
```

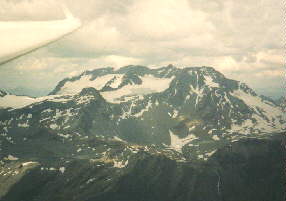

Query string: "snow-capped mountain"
[0, 65, 285, 159]
[0, 65, 284, 201]
[50, 65, 285, 135]
[0, 90, 77, 109]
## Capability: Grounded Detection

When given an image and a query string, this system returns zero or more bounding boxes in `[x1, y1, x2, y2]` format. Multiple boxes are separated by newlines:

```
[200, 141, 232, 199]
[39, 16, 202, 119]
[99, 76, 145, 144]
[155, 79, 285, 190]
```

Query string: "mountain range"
[0, 65, 285, 201]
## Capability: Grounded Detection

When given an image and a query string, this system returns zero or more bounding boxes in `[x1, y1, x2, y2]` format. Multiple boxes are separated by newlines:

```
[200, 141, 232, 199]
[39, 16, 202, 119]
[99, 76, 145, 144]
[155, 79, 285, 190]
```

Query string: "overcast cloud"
[0, 0, 284, 98]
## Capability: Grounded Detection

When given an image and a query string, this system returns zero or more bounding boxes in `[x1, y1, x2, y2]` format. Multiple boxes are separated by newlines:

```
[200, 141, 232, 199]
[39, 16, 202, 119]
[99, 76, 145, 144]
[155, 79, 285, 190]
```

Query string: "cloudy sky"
[0, 0, 284, 98]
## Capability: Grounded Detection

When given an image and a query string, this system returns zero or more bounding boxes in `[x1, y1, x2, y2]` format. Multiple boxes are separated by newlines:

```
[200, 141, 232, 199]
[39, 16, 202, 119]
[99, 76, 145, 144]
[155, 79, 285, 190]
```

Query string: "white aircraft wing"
[0, 6, 81, 65]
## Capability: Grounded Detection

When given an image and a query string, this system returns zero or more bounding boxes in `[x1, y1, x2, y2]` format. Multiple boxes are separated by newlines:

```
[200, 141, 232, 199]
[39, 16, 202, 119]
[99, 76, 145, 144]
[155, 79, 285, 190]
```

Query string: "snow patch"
[0, 95, 37, 109]
[113, 160, 128, 168]
[204, 76, 219, 88]
[113, 136, 126, 142]
[57, 74, 123, 95]
[205, 150, 217, 157]
[5, 155, 18, 161]
[86, 178, 96, 184]
[58, 133, 72, 139]
[101, 75, 174, 103]
[18, 122, 29, 128]
[169, 130, 198, 152]
[50, 124, 59, 130]
[229, 89, 285, 133]
[212, 135, 220, 141]
[59, 167, 65, 174]
[0, 94, 72, 109]
[133, 100, 153, 118]
[22, 161, 38, 166]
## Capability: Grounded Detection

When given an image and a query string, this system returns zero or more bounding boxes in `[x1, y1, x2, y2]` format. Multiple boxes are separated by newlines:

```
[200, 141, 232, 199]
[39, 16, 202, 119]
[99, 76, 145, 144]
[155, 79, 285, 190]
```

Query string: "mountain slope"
[0, 134, 284, 201]
[0, 65, 285, 159]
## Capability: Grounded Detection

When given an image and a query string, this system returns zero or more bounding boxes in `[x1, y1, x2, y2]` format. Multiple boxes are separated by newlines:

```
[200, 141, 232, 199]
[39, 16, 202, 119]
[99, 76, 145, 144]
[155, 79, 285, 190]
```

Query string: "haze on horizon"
[0, 0, 284, 98]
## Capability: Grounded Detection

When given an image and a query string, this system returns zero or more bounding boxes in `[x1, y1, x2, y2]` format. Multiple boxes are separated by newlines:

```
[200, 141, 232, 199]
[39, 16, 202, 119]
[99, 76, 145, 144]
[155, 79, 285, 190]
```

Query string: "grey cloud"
[0, 0, 284, 98]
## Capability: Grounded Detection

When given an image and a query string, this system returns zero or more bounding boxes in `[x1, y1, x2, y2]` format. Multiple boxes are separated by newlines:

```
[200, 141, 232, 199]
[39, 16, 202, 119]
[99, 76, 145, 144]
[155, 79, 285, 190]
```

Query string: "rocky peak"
[78, 87, 102, 97]
[0, 89, 8, 97]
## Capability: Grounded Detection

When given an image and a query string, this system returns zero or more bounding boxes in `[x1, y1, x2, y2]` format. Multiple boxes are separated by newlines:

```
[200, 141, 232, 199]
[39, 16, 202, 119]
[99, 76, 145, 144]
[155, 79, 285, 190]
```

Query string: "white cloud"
[86, 55, 143, 68]
[0, 0, 63, 20]
[0, 0, 283, 97]
[122, 0, 213, 40]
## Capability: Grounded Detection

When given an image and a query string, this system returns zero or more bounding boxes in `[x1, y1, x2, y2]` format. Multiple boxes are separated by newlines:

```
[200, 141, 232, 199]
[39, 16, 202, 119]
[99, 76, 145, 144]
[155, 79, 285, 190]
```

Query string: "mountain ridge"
[0, 65, 284, 159]
[0, 65, 285, 201]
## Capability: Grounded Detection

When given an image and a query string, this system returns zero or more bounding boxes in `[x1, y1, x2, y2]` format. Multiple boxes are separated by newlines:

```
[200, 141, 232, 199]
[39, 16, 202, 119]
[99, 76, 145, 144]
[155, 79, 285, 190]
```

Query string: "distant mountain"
[0, 90, 43, 109]
[6, 87, 50, 97]
[0, 65, 285, 201]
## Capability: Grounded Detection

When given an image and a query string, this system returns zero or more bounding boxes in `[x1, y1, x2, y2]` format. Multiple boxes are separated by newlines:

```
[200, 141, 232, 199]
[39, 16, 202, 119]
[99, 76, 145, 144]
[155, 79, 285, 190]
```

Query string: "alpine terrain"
[0, 65, 285, 201]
